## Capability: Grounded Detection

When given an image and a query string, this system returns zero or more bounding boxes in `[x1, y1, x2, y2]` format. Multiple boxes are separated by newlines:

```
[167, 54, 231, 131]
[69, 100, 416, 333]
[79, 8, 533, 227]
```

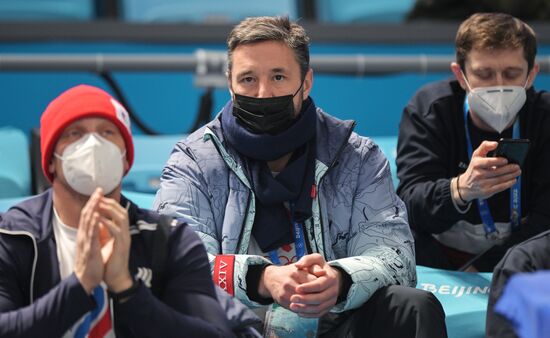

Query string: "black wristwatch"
[109, 278, 140, 303]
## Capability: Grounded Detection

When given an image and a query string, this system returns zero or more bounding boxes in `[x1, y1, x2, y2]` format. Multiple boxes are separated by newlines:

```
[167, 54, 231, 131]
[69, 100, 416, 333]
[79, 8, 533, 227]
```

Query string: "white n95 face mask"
[464, 75, 527, 133]
[54, 133, 125, 196]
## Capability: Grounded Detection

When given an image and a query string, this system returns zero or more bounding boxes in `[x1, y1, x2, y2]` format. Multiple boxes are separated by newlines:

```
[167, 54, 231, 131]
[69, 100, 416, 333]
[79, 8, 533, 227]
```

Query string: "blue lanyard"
[463, 99, 522, 237]
[269, 203, 307, 265]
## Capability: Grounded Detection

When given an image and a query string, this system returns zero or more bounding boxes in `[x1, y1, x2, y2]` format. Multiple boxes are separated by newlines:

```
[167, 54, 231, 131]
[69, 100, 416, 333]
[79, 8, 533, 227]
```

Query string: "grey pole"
[2, 52, 548, 74]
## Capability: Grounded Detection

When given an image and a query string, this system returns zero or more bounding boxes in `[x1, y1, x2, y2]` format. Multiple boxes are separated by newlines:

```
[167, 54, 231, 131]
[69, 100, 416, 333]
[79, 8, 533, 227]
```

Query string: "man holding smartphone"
[396, 13, 550, 272]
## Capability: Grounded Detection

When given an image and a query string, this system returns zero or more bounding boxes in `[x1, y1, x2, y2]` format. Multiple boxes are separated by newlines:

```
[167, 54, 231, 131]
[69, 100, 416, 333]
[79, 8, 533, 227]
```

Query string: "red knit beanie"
[40, 84, 134, 182]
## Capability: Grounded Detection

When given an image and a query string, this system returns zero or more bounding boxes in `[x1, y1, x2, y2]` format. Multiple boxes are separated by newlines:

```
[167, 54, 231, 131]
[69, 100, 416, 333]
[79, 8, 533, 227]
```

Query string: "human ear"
[302, 68, 314, 99]
[526, 63, 540, 88]
[451, 62, 468, 91]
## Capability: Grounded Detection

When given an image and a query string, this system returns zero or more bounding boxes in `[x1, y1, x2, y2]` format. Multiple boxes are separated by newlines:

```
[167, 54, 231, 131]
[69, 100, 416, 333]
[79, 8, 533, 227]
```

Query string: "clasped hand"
[74, 188, 133, 295]
[259, 253, 343, 318]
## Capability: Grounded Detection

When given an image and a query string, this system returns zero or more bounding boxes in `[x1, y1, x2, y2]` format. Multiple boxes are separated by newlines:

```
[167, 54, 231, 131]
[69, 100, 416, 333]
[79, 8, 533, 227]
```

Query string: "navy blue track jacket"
[0, 189, 234, 337]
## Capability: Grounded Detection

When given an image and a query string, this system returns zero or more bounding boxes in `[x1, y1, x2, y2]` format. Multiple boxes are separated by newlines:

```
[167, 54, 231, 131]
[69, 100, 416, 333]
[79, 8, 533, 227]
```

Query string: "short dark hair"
[226, 16, 310, 80]
[455, 12, 537, 71]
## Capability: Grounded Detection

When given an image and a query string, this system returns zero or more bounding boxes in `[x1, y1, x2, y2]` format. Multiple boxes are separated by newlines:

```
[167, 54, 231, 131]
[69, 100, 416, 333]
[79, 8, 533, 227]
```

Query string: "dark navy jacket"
[487, 229, 550, 338]
[0, 189, 234, 337]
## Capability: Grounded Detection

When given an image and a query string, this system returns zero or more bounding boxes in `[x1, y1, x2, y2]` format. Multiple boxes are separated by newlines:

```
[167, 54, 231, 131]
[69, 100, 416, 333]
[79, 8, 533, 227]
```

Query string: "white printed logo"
[217, 259, 228, 291]
[111, 98, 131, 133]
[419, 283, 490, 298]
[135, 267, 152, 288]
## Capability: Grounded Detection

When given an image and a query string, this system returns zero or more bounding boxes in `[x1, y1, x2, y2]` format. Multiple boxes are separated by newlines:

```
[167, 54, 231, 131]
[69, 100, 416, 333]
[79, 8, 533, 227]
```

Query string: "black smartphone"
[489, 138, 530, 167]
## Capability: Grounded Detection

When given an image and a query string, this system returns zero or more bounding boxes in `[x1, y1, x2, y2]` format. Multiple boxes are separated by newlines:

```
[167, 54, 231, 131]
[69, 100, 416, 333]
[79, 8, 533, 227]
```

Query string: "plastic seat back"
[122, 0, 297, 23]
[417, 266, 492, 338]
[0, 127, 31, 198]
[0, 0, 94, 21]
[122, 134, 184, 194]
[371, 135, 398, 189]
[316, 0, 414, 23]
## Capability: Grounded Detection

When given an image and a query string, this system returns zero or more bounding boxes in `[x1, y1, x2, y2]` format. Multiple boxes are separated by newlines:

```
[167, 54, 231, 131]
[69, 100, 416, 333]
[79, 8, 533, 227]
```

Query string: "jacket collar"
[0, 189, 54, 243]
[1, 189, 141, 242]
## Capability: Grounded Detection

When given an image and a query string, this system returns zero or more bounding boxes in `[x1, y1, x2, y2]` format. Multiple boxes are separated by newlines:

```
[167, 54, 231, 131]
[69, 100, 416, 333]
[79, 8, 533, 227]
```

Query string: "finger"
[98, 222, 112, 247]
[500, 164, 521, 176]
[472, 141, 498, 158]
[295, 253, 325, 269]
[81, 191, 100, 223]
[101, 238, 114, 263]
[296, 275, 332, 294]
[484, 178, 520, 198]
[483, 165, 521, 179]
[472, 156, 508, 169]
[84, 189, 103, 214]
[92, 187, 104, 199]
[291, 291, 325, 305]
[293, 268, 319, 284]
[295, 264, 326, 279]
[309, 264, 327, 277]
[291, 299, 335, 317]
[100, 216, 121, 238]
[77, 208, 92, 241]
[79, 191, 103, 230]
[98, 200, 125, 222]
[98, 201, 129, 233]
[484, 170, 522, 187]
[90, 218, 102, 254]
[85, 211, 100, 239]
[98, 197, 125, 213]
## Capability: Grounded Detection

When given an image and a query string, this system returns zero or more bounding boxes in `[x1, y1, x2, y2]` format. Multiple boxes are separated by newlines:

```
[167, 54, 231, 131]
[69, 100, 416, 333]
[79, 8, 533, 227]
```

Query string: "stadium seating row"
[0, 127, 399, 198]
[0, 126, 182, 198]
[0, 0, 415, 23]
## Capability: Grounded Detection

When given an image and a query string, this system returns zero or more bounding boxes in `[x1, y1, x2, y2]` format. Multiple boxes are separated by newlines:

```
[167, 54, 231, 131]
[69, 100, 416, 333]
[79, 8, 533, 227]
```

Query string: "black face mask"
[232, 84, 303, 135]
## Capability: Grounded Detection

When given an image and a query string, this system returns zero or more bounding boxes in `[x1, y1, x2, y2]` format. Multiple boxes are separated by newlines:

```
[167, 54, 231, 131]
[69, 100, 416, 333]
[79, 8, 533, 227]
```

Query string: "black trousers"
[318, 285, 447, 338]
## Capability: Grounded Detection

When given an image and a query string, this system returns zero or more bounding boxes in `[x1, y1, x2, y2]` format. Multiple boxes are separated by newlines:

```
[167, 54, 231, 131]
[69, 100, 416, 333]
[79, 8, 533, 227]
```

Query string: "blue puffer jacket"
[154, 101, 416, 312]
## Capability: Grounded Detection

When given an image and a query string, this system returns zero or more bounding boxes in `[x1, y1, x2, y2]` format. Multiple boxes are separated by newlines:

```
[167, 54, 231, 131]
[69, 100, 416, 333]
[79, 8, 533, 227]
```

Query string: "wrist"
[258, 265, 273, 299]
[109, 278, 139, 304]
[76, 274, 96, 295]
[454, 175, 469, 205]
[334, 267, 343, 295]
[107, 272, 134, 293]
[332, 266, 352, 303]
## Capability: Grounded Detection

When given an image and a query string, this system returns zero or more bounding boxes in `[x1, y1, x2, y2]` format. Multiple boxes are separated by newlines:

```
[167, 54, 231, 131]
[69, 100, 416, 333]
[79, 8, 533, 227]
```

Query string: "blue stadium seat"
[0, 127, 31, 198]
[371, 136, 398, 189]
[122, 190, 156, 209]
[0, 196, 28, 213]
[122, 134, 184, 194]
[0, 0, 94, 21]
[121, 0, 297, 23]
[316, 0, 415, 23]
[417, 266, 492, 338]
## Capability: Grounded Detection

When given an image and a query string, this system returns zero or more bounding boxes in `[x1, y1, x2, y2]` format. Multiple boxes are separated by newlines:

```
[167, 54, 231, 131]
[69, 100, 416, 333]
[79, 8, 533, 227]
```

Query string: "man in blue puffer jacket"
[154, 16, 447, 338]
[0, 85, 236, 337]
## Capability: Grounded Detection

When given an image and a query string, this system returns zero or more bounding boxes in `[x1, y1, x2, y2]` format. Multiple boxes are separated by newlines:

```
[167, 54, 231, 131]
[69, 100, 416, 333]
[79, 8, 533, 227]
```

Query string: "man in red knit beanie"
[0, 84, 235, 337]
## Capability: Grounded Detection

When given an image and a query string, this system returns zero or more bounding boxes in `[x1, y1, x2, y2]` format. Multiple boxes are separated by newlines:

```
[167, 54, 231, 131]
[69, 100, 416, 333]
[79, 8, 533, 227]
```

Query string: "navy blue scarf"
[221, 98, 317, 252]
